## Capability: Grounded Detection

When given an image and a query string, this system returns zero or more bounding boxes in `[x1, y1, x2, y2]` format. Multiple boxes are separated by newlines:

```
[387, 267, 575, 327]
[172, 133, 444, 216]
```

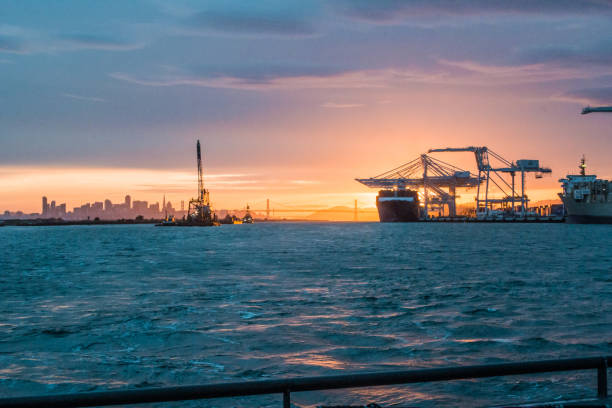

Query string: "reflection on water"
[283, 353, 347, 370]
[0, 223, 611, 407]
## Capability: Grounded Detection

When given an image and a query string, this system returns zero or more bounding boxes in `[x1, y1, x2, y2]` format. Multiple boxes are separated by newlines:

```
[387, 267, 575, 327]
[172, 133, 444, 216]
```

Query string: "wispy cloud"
[290, 180, 320, 185]
[0, 24, 143, 54]
[57, 34, 143, 51]
[437, 59, 610, 84]
[172, 1, 322, 37]
[61, 93, 106, 103]
[557, 87, 612, 105]
[321, 102, 364, 109]
[0, 35, 27, 54]
[109, 68, 389, 90]
[187, 10, 316, 37]
[110, 57, 609, 92]
[516, 42, 612, 66]
[333, 0, 612, 23]
[205, 173, 255, 179]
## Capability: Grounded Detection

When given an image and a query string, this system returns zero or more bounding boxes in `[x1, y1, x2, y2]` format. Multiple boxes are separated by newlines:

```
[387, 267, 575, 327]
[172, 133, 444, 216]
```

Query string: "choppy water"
[0, 223, 611, 407]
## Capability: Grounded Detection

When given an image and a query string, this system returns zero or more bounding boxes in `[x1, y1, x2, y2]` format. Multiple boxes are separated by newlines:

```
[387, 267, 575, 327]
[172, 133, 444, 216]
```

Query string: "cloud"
[559, 87, 612, 105]
[517, 42, 612, 66]
[290, 180, 320, 185]
[437, 59, 610, 84]
[109, 65, 391, 90]
[0, 24, 143, 54]
[57, 34, 143, 51]
[321, 102, 364, 109]
[0, 35, 27, 54]
[183, 2, 318, 37]
[333, 0, 612, 23]
[134, 172, 264, 194]
[61, 93, 106, 103]
[110, 57, 603, 92]
[188, 10, 315, 36]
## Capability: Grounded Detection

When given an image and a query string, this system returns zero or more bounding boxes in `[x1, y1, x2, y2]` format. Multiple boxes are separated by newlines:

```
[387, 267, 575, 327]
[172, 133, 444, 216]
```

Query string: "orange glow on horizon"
[0, 162, 563, 218]
[0, 91, 587, 219]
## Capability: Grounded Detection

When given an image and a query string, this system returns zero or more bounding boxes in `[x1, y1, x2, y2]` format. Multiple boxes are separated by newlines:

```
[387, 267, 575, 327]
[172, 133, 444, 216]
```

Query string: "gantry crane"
[356, 154, 480, 217]
[428, 147, 551, 217]
[582, 106, 612, 114]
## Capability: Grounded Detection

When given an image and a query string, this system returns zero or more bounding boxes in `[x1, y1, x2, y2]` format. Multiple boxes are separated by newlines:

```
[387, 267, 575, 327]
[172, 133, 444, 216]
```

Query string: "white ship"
[559, 157, 612, 223]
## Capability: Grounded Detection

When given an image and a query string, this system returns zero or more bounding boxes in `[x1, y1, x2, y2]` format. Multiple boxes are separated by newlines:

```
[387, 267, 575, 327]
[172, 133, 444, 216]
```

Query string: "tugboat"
[559, 156, 612, 223]
[241, 204, 254, 224]
[156, 214, 177, 226]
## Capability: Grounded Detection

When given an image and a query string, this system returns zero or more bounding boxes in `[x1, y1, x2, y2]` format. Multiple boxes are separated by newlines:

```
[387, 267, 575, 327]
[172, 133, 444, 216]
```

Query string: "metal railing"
[0, 356, 609, 408]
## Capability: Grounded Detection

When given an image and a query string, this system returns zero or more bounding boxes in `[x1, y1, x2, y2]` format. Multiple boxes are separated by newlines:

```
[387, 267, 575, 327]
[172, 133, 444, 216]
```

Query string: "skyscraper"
[125, 195, 131, 209]
[42, 196, 48, 215]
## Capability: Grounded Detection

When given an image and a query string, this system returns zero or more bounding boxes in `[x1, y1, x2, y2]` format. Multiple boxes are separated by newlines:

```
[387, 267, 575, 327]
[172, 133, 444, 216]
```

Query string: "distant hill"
[304, 206, 379, 222]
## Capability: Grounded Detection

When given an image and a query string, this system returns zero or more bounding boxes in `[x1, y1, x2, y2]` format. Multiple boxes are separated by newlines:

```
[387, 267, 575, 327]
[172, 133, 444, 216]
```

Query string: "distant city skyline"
[3, 194, 185, 220]
[1, 191, 388, 221]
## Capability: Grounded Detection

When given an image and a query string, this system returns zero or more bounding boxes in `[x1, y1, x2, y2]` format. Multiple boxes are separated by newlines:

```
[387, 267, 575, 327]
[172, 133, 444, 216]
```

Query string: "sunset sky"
[2, 1, 611, 214]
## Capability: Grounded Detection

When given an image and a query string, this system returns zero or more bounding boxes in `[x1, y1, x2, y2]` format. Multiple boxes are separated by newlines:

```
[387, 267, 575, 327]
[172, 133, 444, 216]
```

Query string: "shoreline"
[0, 218, 323, 226]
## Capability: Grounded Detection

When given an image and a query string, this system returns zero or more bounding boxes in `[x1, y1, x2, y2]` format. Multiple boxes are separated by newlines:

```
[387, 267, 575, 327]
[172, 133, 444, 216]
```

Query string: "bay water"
[1, 223, 611, 406]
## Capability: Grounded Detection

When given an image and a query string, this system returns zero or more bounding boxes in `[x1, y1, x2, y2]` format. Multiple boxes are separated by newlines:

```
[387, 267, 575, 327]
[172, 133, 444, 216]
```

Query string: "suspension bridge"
[228, 199, 377, 221]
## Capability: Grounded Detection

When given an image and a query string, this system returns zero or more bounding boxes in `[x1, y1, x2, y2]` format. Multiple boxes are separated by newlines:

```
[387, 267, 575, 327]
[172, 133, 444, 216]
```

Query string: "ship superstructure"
[559, 157, 612, 223]
[242, 205, 254, 224]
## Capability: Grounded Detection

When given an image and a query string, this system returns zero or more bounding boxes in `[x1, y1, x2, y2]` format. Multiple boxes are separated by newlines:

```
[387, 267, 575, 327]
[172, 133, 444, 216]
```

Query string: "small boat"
[155, 214, 177, 226]
[242, 205, 254, 224]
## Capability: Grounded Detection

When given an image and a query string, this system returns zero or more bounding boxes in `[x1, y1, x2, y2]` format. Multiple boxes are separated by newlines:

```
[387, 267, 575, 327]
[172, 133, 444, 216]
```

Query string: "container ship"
[559, 157, 612, 223]
[376, 189, 420, 222]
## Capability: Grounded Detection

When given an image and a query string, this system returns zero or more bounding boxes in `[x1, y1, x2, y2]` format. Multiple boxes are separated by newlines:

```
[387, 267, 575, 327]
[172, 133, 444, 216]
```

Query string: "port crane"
[582, 106, 612, 114]
[428, 147, 551, 216]
[356, 154, 480, 217]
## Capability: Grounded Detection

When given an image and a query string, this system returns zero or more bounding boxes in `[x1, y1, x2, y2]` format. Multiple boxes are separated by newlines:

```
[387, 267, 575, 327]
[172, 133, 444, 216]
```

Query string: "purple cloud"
[334, 0, 612, 22]
[562, 87, 612, 104]
[187, 8, 316, 36]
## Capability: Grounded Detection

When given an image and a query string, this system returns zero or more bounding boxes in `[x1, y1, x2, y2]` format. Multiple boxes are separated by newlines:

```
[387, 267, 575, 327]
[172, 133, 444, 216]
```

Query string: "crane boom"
[197, 140, 205, 201]
[582, 106, 612, 114]
[428, 147, 480, 153]
[429, 146, 491, 171]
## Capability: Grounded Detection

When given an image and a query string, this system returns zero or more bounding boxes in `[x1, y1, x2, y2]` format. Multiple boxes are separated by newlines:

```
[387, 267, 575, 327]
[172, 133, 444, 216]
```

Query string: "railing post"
[598, 357, 608, 398]
[283, 389, 291, 408]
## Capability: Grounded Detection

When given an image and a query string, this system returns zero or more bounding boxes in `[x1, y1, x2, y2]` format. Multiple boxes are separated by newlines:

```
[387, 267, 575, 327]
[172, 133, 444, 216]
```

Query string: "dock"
[419, 216, 565, 223]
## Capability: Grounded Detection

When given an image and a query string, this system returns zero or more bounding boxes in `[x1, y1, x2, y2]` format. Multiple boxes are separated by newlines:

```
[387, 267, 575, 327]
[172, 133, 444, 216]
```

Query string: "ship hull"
[566, 214, 612, 224]
[376, 193, 420, 222]
[561, 196, 612, 224]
